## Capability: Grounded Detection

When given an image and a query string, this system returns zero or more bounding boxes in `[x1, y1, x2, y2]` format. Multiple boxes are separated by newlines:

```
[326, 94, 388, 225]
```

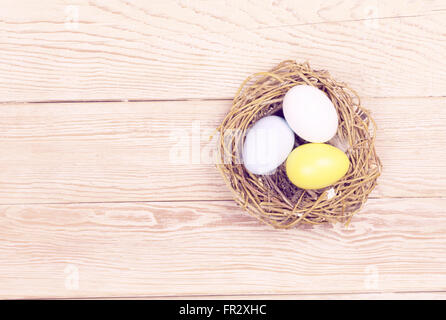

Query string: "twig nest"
[216, 60, 382, 229]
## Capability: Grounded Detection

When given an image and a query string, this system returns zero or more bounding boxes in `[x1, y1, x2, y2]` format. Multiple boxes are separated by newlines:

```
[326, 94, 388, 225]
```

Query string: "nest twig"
[216, 60, 382, 229]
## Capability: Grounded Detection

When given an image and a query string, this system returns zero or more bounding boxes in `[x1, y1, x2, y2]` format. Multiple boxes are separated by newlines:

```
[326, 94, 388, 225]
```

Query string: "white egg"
[282, 85, 338, 143]
[242, 116, 295, 175]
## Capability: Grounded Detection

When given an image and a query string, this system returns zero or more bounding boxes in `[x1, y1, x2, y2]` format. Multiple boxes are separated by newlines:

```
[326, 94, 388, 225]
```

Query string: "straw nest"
[216, 60, 382, 229]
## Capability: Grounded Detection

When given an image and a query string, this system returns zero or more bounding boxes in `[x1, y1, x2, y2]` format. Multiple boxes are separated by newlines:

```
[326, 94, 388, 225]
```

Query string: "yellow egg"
[286, 143, 350, 190]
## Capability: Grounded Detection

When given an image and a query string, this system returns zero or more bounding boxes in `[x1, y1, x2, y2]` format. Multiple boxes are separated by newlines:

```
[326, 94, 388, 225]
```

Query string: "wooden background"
[1, 0, 446, 299]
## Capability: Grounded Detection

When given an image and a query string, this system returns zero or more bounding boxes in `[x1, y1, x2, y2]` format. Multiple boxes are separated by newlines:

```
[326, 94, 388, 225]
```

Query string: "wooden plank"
[3, 0, 444, 32]
[0, 3, 445, 101]
[0, 97, 445, 204]
[1, 198, 446, 299]
[103, 292, 446, 300]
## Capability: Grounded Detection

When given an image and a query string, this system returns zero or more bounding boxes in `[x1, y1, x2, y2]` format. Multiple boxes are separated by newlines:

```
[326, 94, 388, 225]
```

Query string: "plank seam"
[0, 196, 445, 207]
[1, 96, 446, 105]
[26, 289, 446, 300]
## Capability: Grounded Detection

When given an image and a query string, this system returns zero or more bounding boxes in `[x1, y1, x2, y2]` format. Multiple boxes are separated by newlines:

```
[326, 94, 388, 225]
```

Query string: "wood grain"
[108, 292, 446, 300]
[0, 2, 445, 102]
[1, 198, 446, 299]
[2, 0, 446, 300]
[3, 0, 445, 32]
[0, 97, 444, 204]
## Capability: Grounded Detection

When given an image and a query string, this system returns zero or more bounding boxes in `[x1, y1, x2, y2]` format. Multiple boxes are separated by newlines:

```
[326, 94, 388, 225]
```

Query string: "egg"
[286, 143, 349, 189]
[243, 116, 295, 175]
[283, 85, 338, 143]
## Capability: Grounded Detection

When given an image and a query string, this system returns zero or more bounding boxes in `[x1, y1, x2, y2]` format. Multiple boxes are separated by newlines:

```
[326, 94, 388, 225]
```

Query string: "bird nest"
[216, 60, 382, 229]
